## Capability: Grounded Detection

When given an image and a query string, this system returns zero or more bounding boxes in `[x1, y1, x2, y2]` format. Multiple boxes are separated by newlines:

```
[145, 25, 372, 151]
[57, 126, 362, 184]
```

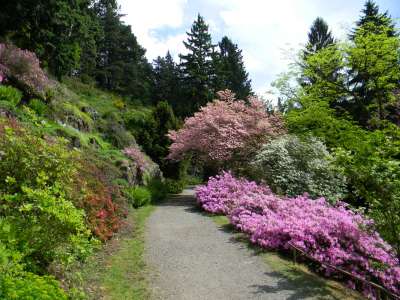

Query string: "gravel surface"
[145, 188, 326, 300]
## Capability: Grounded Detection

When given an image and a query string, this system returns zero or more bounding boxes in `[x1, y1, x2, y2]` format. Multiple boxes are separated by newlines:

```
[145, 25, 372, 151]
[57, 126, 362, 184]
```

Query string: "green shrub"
[148, 178, 168, 202]
[28, 98, 48, 116]
[164, 178, 186, 194]
[0, 85, 22, 108]
[0, 272, 68, 300]
[124, 186, 152, 208]
[0, 243, 68, 300]
[0, 118, 93, 270]
[251, 135, 347, 202]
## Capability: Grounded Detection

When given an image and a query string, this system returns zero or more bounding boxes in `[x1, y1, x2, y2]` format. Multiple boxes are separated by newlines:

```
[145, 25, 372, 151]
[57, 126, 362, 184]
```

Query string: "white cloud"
[117, 0, 386, 96]
[118, 0, 187, 60]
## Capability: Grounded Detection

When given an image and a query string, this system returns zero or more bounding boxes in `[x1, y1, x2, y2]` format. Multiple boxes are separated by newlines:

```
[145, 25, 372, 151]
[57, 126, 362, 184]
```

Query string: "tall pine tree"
[304, 18, 335, 57]
[213, 36, 252, 99]
[152, 52, 182, 111]
[94, 0, 152, 101]
[179, 14, 215, 116]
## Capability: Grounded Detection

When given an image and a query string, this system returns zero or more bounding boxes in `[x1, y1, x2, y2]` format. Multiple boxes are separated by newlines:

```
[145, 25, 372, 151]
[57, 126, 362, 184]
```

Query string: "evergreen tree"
[348, 1, 399, 127]
[300, 18, 338, 87]
[351, 0, 396, 38]
[152, 52, 182, 111]
[94, 0, 152, 101]
[304, 18, 335, 57]
[213, 36, 252, 99]
[0, 0, 98, 79]
[179, 14, 215, 116]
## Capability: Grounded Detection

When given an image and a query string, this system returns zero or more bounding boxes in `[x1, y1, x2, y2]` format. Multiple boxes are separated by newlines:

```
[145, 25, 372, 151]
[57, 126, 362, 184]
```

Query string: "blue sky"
[119, 0, 400, 97]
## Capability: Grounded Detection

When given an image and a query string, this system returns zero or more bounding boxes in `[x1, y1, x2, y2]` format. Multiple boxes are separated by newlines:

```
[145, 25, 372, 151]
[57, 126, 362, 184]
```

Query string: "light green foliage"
[124, 186, 152, 208]
[252, 135, 347, 202]
[28, 98, 48, 116]
[335, 124, 400, 253]
[0, 85, 22, 108]
[0, 121, 93, 270]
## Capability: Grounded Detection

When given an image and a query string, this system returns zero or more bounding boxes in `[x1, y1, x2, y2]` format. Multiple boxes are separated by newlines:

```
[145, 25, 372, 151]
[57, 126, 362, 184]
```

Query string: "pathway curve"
[145, 188, 338, 300]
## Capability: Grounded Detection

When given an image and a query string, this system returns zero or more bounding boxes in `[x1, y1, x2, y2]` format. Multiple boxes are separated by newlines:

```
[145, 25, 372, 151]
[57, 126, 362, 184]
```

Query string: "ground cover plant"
[196, 172, 400, 299]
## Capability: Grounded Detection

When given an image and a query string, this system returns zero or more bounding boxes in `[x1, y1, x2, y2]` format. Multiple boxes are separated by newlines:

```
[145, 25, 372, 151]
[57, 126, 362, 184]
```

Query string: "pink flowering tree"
[167, 90, 285, 172]
[0, 43, 51, 98]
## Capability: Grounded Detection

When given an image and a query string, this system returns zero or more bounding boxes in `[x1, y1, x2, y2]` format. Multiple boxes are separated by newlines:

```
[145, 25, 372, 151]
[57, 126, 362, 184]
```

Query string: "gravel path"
[145, 188, 332, 300]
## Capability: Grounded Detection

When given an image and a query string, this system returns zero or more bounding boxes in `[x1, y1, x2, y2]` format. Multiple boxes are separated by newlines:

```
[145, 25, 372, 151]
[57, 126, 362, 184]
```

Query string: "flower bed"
[195, 172, 400, 299]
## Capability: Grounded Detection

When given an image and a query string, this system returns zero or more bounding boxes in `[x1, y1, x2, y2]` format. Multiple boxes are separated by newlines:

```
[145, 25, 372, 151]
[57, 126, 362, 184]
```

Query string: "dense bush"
[196, 172, 400, 298]
[164, 178, 186, 194]
[0, 85, 22, 108]
[0, 118, 92, 270]
[0, 44, 50, 98]
[251, 135, 347, 202]
[147, 178, 168, 202]
[124, 186, 152, 208]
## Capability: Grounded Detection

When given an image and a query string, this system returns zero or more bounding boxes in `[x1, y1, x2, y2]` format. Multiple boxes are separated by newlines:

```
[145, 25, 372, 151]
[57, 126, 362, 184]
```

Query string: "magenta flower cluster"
[195, 172, 400, 298]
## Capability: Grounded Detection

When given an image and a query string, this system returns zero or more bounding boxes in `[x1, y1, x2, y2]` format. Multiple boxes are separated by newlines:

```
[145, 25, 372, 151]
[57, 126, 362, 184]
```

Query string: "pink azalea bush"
[196, 172, 400, 298]
[0, 44, 50, 98]
[168, 90, 285, 165]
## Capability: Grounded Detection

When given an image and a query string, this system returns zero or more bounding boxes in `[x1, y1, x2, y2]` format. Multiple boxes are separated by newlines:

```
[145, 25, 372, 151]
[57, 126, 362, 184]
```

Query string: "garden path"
[145, 187, 342, 300]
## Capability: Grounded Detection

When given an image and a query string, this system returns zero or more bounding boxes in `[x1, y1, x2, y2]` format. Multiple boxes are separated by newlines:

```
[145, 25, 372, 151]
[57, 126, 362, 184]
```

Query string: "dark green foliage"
[305, 18, 335, 56]
[132, 101, 182, 178]
[147, 178, 168, 202]
[152, 52, 183, 112]
[213, 36, 252, 99]
[0, 0, 99, 79]
[179, 14, 215, 116]
[94, 0, 152, 100]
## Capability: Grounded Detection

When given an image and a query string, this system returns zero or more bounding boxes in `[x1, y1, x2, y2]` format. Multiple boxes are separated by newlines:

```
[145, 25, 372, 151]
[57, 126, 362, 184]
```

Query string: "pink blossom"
[196, 172, 400, 298]
[167, 90, 285, 164]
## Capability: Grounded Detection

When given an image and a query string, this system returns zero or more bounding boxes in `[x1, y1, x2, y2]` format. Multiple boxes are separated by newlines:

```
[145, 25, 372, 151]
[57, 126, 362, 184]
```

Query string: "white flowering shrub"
[251, 135, 346, 202]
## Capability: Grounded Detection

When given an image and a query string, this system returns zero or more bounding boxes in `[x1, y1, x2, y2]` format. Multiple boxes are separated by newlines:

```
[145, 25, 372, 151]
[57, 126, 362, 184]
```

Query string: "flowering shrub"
[196, 171, 271, 214]
[168, 90, 285, 167]
[124, 144, 150, 173]
[251, 135, 347, 202]
[0, 44, 50, 98]
[196, 172, 400, 298]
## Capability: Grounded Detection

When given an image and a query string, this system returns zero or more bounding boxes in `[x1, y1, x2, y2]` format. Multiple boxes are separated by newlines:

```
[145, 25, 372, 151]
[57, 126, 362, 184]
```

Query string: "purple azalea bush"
[195, 172, 400, 298]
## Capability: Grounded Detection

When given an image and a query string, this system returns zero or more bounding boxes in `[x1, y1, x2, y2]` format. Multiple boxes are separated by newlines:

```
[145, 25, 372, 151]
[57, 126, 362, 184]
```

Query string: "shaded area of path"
[145, 188, 344, 300]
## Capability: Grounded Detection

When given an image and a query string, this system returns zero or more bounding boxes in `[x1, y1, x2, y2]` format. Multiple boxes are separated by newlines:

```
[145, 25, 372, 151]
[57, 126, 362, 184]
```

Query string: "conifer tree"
[152, 52, 182, 111]
[351, 0, 396, 38]
[304, 18, 335, 57]
[179, 14, 215, 116]
[213, 36, 252, 99]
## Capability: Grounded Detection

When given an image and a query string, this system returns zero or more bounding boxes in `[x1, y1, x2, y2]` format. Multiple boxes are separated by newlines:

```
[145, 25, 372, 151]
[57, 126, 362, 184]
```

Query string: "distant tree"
[152, 52, 182, 111]
[304, 18, 335, 57]
[94, 0, 152, 101]
[351, 0, 396, 38]
[213, 36, 252, 99]
[0, 0, 98, 79]
[300, 18, 337, 87]
[179, 14, 215, 116]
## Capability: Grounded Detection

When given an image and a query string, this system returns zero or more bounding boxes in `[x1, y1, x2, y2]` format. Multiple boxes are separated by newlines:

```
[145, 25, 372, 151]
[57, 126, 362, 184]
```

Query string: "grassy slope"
[210, 215, 364, 300]
[75, 206, 154, 300]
